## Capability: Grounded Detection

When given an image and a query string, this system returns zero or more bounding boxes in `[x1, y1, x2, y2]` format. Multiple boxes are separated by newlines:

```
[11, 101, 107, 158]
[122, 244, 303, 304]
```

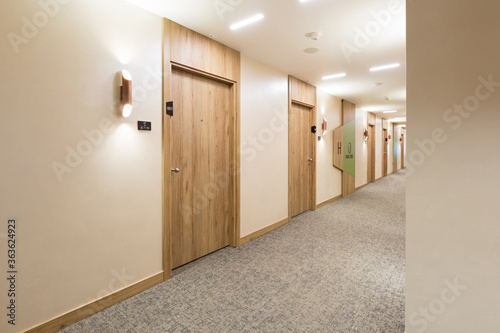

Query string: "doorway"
[169, 68, 232, 269]
[290, 102, 314, 217]
[383, 129, 388, 176]
[401, 131, 405, 169]
[367, 124, 376, 182]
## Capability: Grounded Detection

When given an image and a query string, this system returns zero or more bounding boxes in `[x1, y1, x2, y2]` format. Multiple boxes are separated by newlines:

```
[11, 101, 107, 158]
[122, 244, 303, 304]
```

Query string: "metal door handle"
[171, 168, 180, 173]
[308, 158, 313, 162]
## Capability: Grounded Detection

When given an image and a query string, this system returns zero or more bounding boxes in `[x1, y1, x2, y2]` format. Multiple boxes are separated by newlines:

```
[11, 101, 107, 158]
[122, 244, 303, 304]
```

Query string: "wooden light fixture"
[322, 117, 328, 135]
[120, 70, 132, 117]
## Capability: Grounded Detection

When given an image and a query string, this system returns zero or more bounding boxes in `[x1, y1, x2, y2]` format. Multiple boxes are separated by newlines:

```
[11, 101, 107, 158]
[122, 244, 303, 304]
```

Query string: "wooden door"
[383, 129, 388, 176]
[401, 132, 405, 169]
[170, 68, 231, 268]
[367, 125, 376, 182]
[290, 102, 313, 217]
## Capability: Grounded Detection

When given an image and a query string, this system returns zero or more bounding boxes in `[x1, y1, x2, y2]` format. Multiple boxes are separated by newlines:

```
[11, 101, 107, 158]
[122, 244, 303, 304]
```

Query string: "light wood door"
[401, 132, 405, 169]
[290, 102, 313, 217]
[383, 129, 388, 176]
[170, 68, 230, 268]
[367, 125, 376, 182]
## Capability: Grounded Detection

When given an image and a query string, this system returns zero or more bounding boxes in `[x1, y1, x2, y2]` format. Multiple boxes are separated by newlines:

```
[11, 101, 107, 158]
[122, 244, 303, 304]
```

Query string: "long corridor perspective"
[62, 171, 406, 333]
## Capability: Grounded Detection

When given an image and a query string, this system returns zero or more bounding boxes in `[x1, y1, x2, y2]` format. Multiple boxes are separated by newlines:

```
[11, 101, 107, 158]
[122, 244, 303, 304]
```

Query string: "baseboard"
[375, 176, 383, 182]
[25, 272, 164, 333]
[240, 217, 290, 246]
[355, 182, 369, 191]
[316, 194, 342, 209]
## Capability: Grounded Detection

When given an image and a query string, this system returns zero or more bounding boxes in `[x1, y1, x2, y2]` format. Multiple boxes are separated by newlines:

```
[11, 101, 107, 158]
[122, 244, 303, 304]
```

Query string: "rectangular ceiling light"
[390, 117, 406, 122]
[230, 13, 264, 30]
[370, 63, 400, 72]
[322, 72, 346, 80]
[383, 110, 397, 113]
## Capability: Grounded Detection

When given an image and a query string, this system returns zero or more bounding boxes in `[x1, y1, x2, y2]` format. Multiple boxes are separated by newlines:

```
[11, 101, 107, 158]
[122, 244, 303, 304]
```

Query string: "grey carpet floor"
[61, 170, 406, 333]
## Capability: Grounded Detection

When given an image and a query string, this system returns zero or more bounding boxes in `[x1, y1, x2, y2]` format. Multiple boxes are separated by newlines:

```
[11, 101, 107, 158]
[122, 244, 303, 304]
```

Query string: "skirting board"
[355, 182, 369, 191]
[316, 194, 342, 209]
[240, 217, 290, 246]
[25, 272, 164, 333]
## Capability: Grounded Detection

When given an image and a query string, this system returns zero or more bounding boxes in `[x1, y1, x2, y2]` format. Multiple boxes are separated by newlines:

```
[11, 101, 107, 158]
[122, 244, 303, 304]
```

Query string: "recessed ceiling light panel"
[322, 73, 346, 80]
[383, 110, 397, 113]
[230, 13, 264, 30]
[370, 63, 400, 72]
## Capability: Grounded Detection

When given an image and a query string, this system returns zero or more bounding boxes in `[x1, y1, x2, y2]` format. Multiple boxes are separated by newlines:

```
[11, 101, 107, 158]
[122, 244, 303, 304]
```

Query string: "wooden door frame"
[288, 99, 317, 218]
[401, 131, 405, 169]
[367, 124, 376, 182]
[383, 128, 388, 177]
[392, 123, 397, 172]
[162, 20, 240, 281]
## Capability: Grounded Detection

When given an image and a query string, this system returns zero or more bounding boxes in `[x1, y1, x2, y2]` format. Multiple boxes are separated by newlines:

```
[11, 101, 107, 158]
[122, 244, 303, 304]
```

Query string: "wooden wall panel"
[382, 118, 388, 130]
[289, 76, 316, 106]
[341, 99, 356, 197]
[343, 173, 355, 197]
[368, 112, 376, 126]
[332, 126, 344, 170]
[288, 76, 316, 217]
[170, 21, 240, 82]
[163, 18, 241, 279]
[343, 99, 356, 124]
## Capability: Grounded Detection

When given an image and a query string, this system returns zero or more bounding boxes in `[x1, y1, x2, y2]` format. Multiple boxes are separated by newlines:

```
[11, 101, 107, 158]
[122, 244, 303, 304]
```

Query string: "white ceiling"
[126, 0, 406, 120]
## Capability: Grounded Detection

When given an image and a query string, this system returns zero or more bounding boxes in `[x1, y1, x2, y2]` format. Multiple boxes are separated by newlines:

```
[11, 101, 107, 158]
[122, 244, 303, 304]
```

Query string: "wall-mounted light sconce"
[399, 134, 404, 142]
[386, 134, 392, 142]
[321, 117, 328, 136]
[363, 128, 369, 143]
[120, 70, 132, 117]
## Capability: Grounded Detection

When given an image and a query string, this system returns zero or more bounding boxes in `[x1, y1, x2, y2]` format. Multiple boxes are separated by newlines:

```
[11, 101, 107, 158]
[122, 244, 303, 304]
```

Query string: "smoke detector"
[305, 32, 322, 41]
[384, 96, 392, 101]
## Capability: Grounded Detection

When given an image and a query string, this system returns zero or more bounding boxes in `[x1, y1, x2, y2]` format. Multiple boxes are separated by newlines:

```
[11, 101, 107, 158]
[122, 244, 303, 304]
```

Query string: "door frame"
[288, 99, 316, 218]
[401, 131, 405, 169]
[383, 128, 388, 177]
[162, 20, 240, 281]
[367, 124, 376, 182]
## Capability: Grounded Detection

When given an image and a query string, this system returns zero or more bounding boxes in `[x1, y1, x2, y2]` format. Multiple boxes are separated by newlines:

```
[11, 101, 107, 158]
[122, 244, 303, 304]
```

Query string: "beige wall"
[407, 0, 500, 331]
[0, 1, 163, 332]
[316, 89, 343, 204]
[240, 55, 289, 237]
[355, 109, 368, 187]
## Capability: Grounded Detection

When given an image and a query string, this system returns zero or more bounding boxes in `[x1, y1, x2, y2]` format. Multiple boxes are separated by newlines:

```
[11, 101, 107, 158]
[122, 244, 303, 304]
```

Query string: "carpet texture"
[61, 170, 406, 333]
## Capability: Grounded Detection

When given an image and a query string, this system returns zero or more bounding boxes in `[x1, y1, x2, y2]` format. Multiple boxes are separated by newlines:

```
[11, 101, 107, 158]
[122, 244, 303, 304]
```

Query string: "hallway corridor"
[62, 171, 406, 333]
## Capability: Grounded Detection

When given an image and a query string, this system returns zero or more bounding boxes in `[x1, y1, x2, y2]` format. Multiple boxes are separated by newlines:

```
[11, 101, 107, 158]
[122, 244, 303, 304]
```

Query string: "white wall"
[316, 89, 343, 204]
[240, 55, 288, 237]
[375, 117, 383, 179]
[407, 0, 500, 331]
[355, 109, 368, 187]
[0, 1, 162, 331]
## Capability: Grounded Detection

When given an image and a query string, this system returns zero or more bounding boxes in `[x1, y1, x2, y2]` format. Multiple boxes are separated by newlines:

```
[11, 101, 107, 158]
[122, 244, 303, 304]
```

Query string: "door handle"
[307, 158, 313, 162]
[171, 168, 180, 173]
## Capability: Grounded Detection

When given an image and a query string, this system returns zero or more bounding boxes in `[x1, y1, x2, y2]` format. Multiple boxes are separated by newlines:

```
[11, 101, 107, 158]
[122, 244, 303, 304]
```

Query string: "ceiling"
[126, 0, 406, 120]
